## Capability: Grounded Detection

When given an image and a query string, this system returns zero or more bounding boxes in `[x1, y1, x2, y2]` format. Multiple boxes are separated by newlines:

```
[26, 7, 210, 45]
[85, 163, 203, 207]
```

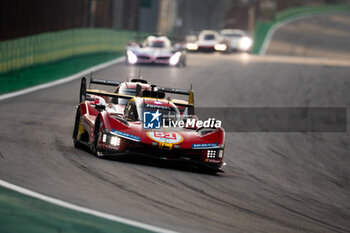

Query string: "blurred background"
[2, 0, 350, 40]
[1, 0, 350, 78]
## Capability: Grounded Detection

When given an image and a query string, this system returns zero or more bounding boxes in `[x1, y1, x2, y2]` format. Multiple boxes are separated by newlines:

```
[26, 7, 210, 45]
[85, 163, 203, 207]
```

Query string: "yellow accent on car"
[77, 119, 85, 140]
[189, 90, 194, 105]
[159, 142, 173, 150]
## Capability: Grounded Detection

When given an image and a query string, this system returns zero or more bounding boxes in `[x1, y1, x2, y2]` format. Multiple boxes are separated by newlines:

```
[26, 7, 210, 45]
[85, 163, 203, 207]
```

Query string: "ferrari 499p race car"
[125, 35, 186, 67]
[72, 77, 225, 172]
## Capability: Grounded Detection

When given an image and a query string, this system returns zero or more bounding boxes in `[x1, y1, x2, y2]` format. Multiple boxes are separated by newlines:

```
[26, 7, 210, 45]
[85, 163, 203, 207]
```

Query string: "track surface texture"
[266, 12, 350, 59]
[1, 13, 350, 233]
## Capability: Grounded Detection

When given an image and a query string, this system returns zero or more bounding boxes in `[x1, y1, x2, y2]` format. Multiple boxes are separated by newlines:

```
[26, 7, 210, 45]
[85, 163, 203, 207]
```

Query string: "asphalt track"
[1, 14, 350, 233]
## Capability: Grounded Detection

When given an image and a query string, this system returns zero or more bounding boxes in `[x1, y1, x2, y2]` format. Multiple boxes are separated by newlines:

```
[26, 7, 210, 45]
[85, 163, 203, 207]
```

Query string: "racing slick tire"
[72, 107, 84, 149]
[92, 115, 104, 157]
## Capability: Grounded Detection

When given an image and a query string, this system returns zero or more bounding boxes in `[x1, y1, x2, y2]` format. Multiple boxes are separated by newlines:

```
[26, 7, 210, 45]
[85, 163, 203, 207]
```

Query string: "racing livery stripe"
[112, 130, 141, 142]
[192, 143, 218, 149]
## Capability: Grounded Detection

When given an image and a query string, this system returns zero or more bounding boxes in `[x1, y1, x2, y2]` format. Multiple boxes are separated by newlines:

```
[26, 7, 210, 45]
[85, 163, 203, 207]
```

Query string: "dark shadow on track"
[104, 154, 222, 176]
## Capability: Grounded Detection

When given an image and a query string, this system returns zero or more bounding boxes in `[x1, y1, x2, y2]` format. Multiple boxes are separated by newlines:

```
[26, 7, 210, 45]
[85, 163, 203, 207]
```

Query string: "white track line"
[0, 179, 178, 233]
[259, 12, 349, 55]
[0, 56, 178, 233]
[0, 56, 125, 101]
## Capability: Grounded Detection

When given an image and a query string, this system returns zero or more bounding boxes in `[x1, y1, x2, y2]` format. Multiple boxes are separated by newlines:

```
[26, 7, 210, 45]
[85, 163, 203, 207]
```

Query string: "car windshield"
[203, 34, 216, 40]
[137, 103, 180, 124]
[149, 41, 166, 48]
[116, 87, 136, 105]
[222, 33, 244, 38]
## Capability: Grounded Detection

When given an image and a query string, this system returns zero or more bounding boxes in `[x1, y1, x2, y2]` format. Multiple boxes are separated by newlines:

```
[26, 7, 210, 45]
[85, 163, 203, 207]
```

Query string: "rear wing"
[80, 76, 194, 106]
[89, 77, 149, 88]
[79, 77, 132, 103]
[171, 99, 195, 115]
[89, 78, 122, 88]
[156, 86, 194, 106]
[156, 86, 190, 95]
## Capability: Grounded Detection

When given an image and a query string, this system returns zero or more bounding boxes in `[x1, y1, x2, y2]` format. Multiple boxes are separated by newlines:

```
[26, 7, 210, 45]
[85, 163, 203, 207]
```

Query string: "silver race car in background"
[220, 29, 253, 52]
[125, 36, 186, 67]
[186, 29, 253, 53]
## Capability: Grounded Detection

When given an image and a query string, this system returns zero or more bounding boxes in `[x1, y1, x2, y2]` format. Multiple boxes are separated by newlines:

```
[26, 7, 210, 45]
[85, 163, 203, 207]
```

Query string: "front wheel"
[73, 107, 83, 148]
[92, 115, 104, 157]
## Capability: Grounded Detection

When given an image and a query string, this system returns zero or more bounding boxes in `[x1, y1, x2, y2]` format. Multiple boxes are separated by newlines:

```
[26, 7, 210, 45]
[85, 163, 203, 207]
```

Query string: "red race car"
[73, 77, 225, 172]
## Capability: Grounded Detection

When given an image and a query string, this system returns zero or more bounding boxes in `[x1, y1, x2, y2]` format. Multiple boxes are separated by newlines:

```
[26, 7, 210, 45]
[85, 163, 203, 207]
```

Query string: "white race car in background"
[126, 36, 186, 67]
[186, 30, 227, 52]
[220, 29, 253, 52]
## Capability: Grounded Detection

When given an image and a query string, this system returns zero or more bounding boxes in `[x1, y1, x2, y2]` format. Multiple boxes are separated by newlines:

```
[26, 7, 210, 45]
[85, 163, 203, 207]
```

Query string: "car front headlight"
[186, 43, 198, 50]
[170, 52, 181, 65]
[206, 149, 224, 159]
[218, 150, 224, 158]
[127, 50, 137, 64]
[207, 150, 217, 159]
[239, 37, 253, 51]
[102, 134, 121, 147]
[110, 136, 121, 147]
[214, 43, 227, 51]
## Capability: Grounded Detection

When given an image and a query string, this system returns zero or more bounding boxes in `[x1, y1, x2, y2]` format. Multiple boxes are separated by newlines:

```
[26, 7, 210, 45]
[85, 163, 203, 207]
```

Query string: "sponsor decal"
[112, 130, 140, 142]
[143, 110, 161, 129]
[206, 159, 222, 163]
[147, 131, 183, 144]
[145, 104, 171, 110]
[192, 143, 218, 149]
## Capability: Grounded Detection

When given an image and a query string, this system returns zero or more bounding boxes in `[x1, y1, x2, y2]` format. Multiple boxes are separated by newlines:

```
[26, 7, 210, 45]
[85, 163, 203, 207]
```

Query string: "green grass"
[252, 4, 350, 54]
[0, 186, 153, 233]
[0, 52, 123, 95]
[275, 4, 350, 21]
[252, 21, 274, 54]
